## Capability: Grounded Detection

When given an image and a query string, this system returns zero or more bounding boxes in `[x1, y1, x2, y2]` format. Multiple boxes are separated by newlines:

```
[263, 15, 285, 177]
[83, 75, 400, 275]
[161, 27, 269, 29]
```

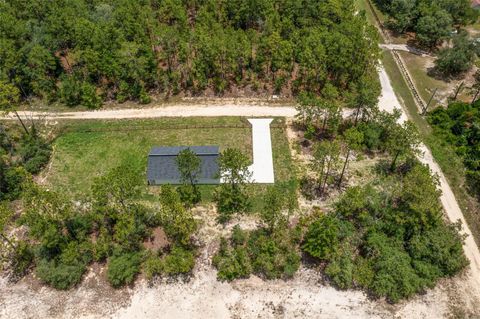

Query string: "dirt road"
[6, 104, 297, 120]
[377, 63, 480, 295]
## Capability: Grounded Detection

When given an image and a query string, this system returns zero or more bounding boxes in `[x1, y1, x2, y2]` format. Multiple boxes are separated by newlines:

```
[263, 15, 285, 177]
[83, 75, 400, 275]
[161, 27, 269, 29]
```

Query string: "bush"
[408, 222, 468, 277]
[144, 253, 163, 281]
[162, 246, 195, 276]
[213, 238, 252, 281]
[214, 186, 251, 224]
[107, 252, 142, 288]
[9, 240, 34, 278]
[18, 135, 52, 174]
[36, 259, 86, 290]
[59, 75, 82, 107]
[302, 214, 340, 261]
[325, 250, 354, 290]
[248, 229, 300, 279]
[80, 82, 102, 109]
[434, 33, 476, 76]
[177, 184, 201, 208]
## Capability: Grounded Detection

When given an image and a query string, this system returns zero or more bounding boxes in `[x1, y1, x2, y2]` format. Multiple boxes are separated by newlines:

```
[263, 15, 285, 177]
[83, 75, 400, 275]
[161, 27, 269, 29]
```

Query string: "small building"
[147, 146, 220, 185]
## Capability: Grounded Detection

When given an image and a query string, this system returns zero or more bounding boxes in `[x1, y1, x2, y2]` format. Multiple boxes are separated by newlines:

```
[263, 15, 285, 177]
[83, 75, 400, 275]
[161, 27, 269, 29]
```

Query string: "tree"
[385, 120, 420, 171]
[435, 32, 478, 76]
[311, 139, 341, 194]
[260, 183, 295, 232]
[338, 127, 364, 188]
[415, 9, 452, 48]
[0, 80, 28, 135]
[349, 73, 380, 124]
[302, 214, 340, 261]
[176, 148, 201, 207]
[158, 185, 197, 246]
[214, 148, 252, 223]
[387, 0, 416, 33]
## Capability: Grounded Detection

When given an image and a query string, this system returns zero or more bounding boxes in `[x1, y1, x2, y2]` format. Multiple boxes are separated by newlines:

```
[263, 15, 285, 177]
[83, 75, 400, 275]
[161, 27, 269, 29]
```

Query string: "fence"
[365, 0, 426, 113]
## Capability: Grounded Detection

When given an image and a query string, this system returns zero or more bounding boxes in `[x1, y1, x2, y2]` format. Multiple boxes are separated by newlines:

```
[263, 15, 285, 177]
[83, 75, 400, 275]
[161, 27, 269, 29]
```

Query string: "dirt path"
[378, 64, 480, 297]
[7, 104, 297, 120]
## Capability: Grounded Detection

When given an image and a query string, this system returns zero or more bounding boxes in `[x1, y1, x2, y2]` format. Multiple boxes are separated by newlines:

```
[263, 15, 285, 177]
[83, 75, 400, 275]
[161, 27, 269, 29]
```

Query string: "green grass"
[45, 117, 296, 212]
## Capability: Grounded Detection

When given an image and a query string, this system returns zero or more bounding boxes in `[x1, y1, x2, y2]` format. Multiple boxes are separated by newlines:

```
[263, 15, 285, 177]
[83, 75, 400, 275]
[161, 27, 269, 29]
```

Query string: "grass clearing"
[45, 117, 296, 213]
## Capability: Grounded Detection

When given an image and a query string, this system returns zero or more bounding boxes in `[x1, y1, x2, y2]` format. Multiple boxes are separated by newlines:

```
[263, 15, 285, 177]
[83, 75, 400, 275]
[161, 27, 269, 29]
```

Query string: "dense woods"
[375, 0, 477, 48]
[428, 101, 480, 200]
[0, 0, 379, 107]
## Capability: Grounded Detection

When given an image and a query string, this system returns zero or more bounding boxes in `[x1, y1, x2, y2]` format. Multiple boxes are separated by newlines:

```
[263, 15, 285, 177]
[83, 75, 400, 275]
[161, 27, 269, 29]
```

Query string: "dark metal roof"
[147, 146, 220, 185]
[149, 146, 219, 156]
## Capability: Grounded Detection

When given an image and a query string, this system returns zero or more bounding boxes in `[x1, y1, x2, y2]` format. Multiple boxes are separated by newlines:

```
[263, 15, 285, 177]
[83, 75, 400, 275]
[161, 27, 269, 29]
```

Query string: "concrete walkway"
[248, 119, 275, 183]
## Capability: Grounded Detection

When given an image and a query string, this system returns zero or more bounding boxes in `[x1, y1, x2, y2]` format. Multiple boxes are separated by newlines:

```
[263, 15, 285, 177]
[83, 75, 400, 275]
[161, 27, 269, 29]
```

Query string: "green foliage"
[107, 252, 142, 288]
[18, 133, 52, 174]
[162, 246, 195, 276]
[213, 224, 301, 281]
[159, 185, 197, 246]
[435, 32, 478, 76]
[304, 160, 468, 302]
[144, 253, 163, 281]
[324, 246, 354, 290]
[215, 148, 251, 223]
[0, 0, 379, 103]
[36, 259, 86, 290]
[376, 0, 477, 48]
[428, 101, 480, 199]
[213, 238, 252, 281]
[303, 214, 340, 260]
[261, 183, 295, 232]
[175, 148, 202, 207]
[9, 240, 34, 278]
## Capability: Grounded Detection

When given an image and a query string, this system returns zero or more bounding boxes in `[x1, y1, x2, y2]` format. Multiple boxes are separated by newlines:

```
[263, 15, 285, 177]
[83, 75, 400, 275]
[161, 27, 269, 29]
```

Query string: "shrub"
[36, 259, 86, 290]
[231, 225, 247, 246]
[107, 252, 142, 288]
[59, 75, 82, 106]
[213, 238, 252, 281]
[248, 229, 300, 279]
[162, 246, 195, 276]
[302, 214, 340, 261]
[18, 135, 52, 174]
[177, 184, 201, 208]
[9, 240, 34, 278]
[408, 222, 468, 277]
[324, 248, 354, 290]
[144, 253, 163, 281]
[80, 82, 102, 109]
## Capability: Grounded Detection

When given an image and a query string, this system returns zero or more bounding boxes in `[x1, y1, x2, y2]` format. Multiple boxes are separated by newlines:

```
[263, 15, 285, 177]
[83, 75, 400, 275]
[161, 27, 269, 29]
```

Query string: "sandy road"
[377, 63, 480, 293]
[5, 104, 297, 120]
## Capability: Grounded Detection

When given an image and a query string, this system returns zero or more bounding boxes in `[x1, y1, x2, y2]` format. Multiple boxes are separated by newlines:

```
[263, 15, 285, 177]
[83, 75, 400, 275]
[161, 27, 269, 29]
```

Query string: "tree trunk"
[354, 104, 362, 125]
[390, 151, 400, 172]
[338, 149, 350, 188]
[14, 110, 29, 135]
[321, 157, 332, 194]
